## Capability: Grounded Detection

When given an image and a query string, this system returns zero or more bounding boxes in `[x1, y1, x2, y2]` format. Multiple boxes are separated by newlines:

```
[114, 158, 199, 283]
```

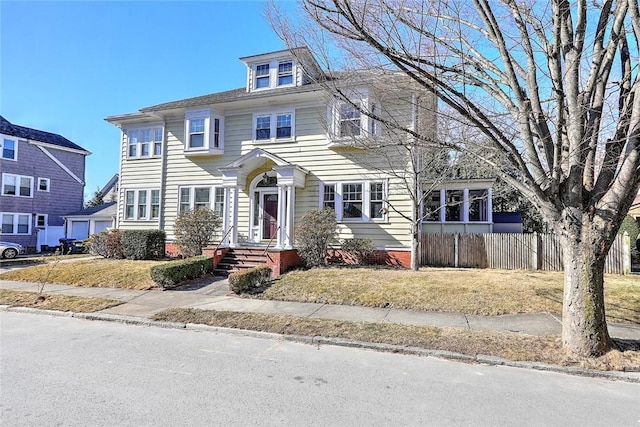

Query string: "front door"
[262, 193, 278, 240]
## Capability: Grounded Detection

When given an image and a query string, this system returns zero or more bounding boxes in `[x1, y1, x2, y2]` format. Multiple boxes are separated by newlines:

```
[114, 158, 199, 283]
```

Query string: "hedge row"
[150, 256, 213, 289]
[88, 229, 165, 260]
[229, 266, 272, 294]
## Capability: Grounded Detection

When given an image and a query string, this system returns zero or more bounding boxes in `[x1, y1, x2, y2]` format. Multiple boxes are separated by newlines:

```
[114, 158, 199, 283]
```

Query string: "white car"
[0, 241, 25, 259]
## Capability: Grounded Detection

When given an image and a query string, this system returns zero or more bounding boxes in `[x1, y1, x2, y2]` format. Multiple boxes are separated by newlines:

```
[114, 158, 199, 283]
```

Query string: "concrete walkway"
[2, 277, 639, 340]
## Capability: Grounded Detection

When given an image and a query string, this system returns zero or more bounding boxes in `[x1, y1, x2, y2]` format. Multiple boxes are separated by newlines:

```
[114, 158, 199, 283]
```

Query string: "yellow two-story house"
[106, 47, 494, 274]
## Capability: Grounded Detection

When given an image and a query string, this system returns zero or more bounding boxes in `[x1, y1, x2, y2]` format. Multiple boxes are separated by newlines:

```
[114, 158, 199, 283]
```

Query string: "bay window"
[184, 110, 224, 155]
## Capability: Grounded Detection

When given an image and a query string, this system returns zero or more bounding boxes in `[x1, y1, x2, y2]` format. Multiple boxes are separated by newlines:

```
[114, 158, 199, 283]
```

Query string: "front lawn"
[0, 259, 161, 290]
[263, 268, 640, 323]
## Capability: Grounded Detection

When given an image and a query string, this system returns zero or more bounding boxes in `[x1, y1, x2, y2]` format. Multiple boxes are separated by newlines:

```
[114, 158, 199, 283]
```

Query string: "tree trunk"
[560, 228, 611, 357]
[411, 227, 420, 271]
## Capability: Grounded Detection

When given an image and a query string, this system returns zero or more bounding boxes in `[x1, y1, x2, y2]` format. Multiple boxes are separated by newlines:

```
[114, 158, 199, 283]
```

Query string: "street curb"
[2, 306, 639, 383]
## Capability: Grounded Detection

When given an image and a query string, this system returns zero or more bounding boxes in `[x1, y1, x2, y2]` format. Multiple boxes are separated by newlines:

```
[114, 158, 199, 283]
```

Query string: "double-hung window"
[184, 110, 224, 154]
[179, 186, 225, 215]
[38, 178, 50, 192]
[339, 103, 362, 138]
[1, 138, 17, 160]
[256, 64, 270, 89]
[1, 213, 31, 235]
[256, 116, 271, 141]
[254, 111, 294, 142]
[320, 181, 386, 222]
[2, 173, 33, 197]
[124, 189, 160, 220]
[127, 125, 163, 159]
[278, 61, 293, 86]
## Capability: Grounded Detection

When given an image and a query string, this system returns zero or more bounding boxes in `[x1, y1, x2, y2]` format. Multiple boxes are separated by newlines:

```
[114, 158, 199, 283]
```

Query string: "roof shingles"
[0, 115, 88, 152]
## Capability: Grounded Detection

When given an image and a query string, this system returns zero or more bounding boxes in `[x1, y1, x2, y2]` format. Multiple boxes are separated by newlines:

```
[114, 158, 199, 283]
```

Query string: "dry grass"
[0, 289, 121, 312]
[153, 308, 640, 372]
[0, 259, 160, 290]
[263, 268, 640, 323]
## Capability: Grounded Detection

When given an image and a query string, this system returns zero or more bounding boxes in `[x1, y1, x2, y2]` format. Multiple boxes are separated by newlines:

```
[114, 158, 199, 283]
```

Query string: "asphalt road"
[1, 312, 639, 426]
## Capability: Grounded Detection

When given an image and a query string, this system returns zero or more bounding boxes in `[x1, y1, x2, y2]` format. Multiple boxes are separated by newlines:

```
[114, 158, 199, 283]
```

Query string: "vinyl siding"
[117, 97, 415, 249]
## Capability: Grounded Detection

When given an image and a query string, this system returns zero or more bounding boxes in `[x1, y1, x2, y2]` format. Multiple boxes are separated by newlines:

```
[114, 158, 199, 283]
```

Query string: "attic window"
[278, 61, 293, 86]
[256, 64, 270, 89]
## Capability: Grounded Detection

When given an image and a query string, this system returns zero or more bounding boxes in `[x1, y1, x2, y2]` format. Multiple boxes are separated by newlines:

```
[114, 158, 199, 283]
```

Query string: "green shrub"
[121, 230, 166, 260]
[341, 238, 376, 265]
[174, 208, 222, 257]
[295, 209, 338, 267]
[150, 255, 213, 289]
[229, 266, 272, 294]
[87, 229, 123, 259]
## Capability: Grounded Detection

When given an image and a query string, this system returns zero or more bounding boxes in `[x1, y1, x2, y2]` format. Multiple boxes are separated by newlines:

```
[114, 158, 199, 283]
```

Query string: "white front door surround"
[218, 148, 307, 249]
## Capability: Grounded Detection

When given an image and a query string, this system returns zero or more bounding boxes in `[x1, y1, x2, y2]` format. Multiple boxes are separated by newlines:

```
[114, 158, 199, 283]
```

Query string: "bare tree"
[270, 0, 640, 357]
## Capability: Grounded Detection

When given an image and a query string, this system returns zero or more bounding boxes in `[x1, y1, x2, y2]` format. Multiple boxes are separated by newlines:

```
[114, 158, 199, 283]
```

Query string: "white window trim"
[328, 94, 382, 143]
[252, 110, 295, 143]
[421, 187, 493, 224]
[1, 212, 32, 235]
[37, 177, 50, 192]
[1, 173, 34, 198]
[123, 189, 160, 221]
[36, 214, 47, 227]
[184, 110, 224, 154]
[319, 180, 388, 223]
[178, 185, 225, 216]
[1, 137, 18, 161]
[251, 59, 297, 91]
[125, 124, 164, 159]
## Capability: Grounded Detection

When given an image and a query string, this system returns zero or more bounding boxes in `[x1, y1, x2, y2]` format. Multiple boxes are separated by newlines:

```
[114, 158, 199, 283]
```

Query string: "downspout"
[158, 119, 168, 231]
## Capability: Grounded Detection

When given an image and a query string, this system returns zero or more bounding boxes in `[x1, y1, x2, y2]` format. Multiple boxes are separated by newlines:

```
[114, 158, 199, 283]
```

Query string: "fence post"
[531, 232, 538, 270]
[623, 231, 630, 275]
[454, 233, 459, 268]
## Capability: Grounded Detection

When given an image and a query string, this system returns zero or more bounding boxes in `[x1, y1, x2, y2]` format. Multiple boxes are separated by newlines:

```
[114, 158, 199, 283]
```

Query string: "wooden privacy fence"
[420, 232, 631, 274]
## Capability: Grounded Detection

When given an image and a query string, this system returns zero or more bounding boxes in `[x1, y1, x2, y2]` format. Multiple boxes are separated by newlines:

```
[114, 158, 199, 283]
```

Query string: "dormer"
[240, 47, 323, 93]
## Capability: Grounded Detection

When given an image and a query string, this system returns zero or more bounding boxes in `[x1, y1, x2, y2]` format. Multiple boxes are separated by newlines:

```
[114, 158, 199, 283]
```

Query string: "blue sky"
[1, 1, 295, 201]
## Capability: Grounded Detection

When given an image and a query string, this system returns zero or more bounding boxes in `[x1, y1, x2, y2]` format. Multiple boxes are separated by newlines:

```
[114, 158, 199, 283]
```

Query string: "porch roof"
[218, 148, 309, 188]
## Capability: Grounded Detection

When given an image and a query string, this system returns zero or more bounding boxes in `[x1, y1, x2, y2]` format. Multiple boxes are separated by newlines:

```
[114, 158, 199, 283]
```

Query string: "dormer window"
[278, 61, 293, 86]
[184, 109, 224, 156]
[256, 64, 270, 89]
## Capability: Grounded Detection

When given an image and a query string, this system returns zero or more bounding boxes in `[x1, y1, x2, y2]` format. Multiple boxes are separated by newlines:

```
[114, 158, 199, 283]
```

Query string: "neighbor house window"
[124, 189, 158, 220]
[127, 126, 163, 159]
[38, 178, 50, 192]
[278, 61, 293, 86]
[2, 173, 33, 197]
[1, 138, 16, 160]
[36, 214, 46, 227]
[184, 110, 224, 153]
[1, 213, 31, 235]
[255, 64, 270, 89]
[320, 181, 386, 222]
[253, 111, 295, 142]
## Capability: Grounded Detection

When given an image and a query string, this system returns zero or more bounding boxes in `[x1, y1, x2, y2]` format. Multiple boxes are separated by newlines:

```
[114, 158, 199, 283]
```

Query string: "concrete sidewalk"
[1, 278, 639, 340]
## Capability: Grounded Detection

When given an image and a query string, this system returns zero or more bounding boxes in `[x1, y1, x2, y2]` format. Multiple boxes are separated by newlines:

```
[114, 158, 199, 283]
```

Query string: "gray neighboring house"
[64, 201, 117, 240]
[0, 115, 90, 251]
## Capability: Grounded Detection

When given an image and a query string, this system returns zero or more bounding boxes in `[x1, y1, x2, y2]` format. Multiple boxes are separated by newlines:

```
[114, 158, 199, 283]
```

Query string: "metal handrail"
[262, 225, 280, 256]
[212, 226, 234, 253]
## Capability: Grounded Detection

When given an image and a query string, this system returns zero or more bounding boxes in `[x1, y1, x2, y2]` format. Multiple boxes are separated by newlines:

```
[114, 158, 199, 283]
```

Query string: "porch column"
[229, 186, 239, 247]
[487, 187, 493, 224]
[284, 185, 295, 249]
[463, 188, 469, 222]
[277, 184, 286, 248]
[222, 187, 231, 246]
